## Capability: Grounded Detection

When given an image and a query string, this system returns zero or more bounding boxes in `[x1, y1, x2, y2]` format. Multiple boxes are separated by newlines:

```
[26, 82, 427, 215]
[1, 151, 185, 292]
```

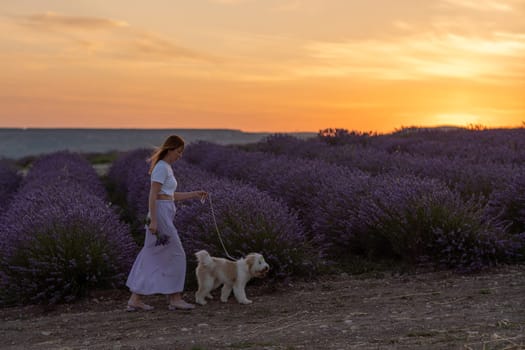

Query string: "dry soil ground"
[1, 265, 524, 350]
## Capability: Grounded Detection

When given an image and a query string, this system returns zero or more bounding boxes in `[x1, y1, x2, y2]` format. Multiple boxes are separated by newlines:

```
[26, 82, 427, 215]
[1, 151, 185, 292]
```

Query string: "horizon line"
[0, 126, 319, 133]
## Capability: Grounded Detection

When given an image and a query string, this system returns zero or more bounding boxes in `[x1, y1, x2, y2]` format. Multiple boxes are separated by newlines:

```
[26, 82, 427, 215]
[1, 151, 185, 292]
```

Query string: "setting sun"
[429, 113, 484, 128]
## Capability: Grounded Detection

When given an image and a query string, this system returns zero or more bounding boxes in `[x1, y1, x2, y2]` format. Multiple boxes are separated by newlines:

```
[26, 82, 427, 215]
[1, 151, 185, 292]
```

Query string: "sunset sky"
[1, 0, 524, 133]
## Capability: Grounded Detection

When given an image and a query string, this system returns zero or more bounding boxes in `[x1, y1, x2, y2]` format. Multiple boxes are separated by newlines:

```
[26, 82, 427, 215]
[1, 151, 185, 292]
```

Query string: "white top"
[151, 160, 177, 196]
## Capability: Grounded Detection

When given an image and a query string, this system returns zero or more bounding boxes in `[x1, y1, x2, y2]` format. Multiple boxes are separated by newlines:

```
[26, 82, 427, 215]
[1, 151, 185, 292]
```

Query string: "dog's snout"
[260, 265, 270, 276]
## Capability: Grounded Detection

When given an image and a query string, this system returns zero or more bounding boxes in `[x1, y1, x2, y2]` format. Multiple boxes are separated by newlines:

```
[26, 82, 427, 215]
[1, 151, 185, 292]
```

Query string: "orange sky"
[1, 0, 524, 133]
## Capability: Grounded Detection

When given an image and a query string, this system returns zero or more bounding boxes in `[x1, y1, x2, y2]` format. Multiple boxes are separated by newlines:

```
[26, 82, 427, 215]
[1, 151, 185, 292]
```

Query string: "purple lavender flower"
[0, 152, 137, 305]
[0, 160, 22, 213]
[143, 217, 171, 246]
[184, 138, 522, 271]
[155, 232, 171, 246]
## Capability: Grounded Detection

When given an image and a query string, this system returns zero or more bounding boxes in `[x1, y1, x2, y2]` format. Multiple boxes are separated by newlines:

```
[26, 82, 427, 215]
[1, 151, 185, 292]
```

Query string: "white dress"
[126, 160, 186, 294]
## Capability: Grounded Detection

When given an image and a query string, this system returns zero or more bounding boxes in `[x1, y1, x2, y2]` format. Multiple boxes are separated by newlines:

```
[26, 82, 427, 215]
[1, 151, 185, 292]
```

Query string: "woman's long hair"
[148, 135, 185, 174]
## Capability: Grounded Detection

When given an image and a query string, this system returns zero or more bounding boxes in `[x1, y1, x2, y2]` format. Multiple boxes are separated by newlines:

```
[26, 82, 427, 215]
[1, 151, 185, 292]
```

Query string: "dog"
[194, 250, 270, 305]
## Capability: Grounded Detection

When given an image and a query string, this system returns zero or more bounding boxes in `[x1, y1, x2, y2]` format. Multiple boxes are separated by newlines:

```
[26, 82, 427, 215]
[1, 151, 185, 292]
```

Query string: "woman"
[126, 135, 207, 311]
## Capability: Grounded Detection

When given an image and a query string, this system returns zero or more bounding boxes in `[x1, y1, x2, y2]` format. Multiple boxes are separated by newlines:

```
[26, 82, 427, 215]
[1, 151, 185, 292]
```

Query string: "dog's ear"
[245, 254, 257, 271]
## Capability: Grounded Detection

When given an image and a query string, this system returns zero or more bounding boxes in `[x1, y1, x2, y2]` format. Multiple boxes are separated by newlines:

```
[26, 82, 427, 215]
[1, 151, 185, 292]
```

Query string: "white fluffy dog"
[194, 250, 270, 305]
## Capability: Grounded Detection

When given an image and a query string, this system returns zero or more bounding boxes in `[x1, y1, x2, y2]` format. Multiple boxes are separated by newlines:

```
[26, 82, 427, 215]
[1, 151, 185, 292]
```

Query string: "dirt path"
[1, 265, 524, 350]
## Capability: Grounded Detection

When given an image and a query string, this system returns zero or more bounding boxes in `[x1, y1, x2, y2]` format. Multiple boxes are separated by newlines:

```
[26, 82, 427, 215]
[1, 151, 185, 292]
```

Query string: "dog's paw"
[239, 299, 252, 305]
[205, 293, 214, 300]
[195, 299, 207, 305]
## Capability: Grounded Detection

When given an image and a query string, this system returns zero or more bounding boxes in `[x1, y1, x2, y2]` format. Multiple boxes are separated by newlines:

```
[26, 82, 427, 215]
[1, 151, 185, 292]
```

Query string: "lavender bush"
[0, 160, 21, 213]
[0, 152, 136, 305]
[124, 152, 151, 222]
[24, 151, 107, 199]
[388, 155, 517, 199]
[384, 127, 525, 162]
[316, 127, 525, 164]
[488, 170, 525, 235]
[184, 142, 368, 225]
[355, 174, 514, 271]
[107, 149, 316, 282]
[247, 128, 525, 226]
[104, 127, 525, 278]
[186, 137, 525, 271]
[176, 166, 315, 281]
[107, 148, 151, 200]
[309, 173, 371, 261]
[185, 142, 379, 263]
[106, 149, 151, 242]
[250, 131, 520, 198]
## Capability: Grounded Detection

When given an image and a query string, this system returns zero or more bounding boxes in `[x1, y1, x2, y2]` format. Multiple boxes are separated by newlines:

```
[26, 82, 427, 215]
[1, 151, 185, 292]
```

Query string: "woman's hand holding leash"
[195, 190, 208, 203]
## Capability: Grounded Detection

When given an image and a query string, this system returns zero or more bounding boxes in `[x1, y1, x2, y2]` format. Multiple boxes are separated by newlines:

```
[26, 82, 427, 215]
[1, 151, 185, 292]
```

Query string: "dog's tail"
[195, 250, 214, 267]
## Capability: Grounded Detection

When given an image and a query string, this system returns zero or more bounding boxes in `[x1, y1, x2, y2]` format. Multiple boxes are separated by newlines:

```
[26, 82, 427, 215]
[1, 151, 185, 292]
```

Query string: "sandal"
[126, 302, 154, 312]
[168, 300, 195, 310]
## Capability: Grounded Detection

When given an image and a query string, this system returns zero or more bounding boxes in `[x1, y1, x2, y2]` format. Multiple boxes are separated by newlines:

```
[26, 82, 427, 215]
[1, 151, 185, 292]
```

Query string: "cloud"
[270, 1, 309, 12]
[297, 30, 525, 82]
[208, 0, 254, 4]
[13, 11, 129, 31]
[392, 21, 413, 31]
[439, 0, 517, 12]
[126, 32, 217, 62]
[6, 12, 215, 63]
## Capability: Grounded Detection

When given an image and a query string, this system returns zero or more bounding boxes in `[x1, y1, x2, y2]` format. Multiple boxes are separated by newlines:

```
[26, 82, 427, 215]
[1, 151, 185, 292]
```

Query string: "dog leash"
[205, 193, 237, 261]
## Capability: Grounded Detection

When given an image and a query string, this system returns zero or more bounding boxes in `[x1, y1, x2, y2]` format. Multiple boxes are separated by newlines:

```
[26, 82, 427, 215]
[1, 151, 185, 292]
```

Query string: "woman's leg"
[128, 292, 142, 304]
[168, 292, 195, 309]
[168, 292, 182, 303]
[127, 292, 154, 311]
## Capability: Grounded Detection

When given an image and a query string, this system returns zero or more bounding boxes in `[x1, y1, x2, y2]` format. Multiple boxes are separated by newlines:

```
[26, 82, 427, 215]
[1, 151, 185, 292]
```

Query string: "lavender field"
[1, 127, 524, 349]
[1, 127, 524, 307]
